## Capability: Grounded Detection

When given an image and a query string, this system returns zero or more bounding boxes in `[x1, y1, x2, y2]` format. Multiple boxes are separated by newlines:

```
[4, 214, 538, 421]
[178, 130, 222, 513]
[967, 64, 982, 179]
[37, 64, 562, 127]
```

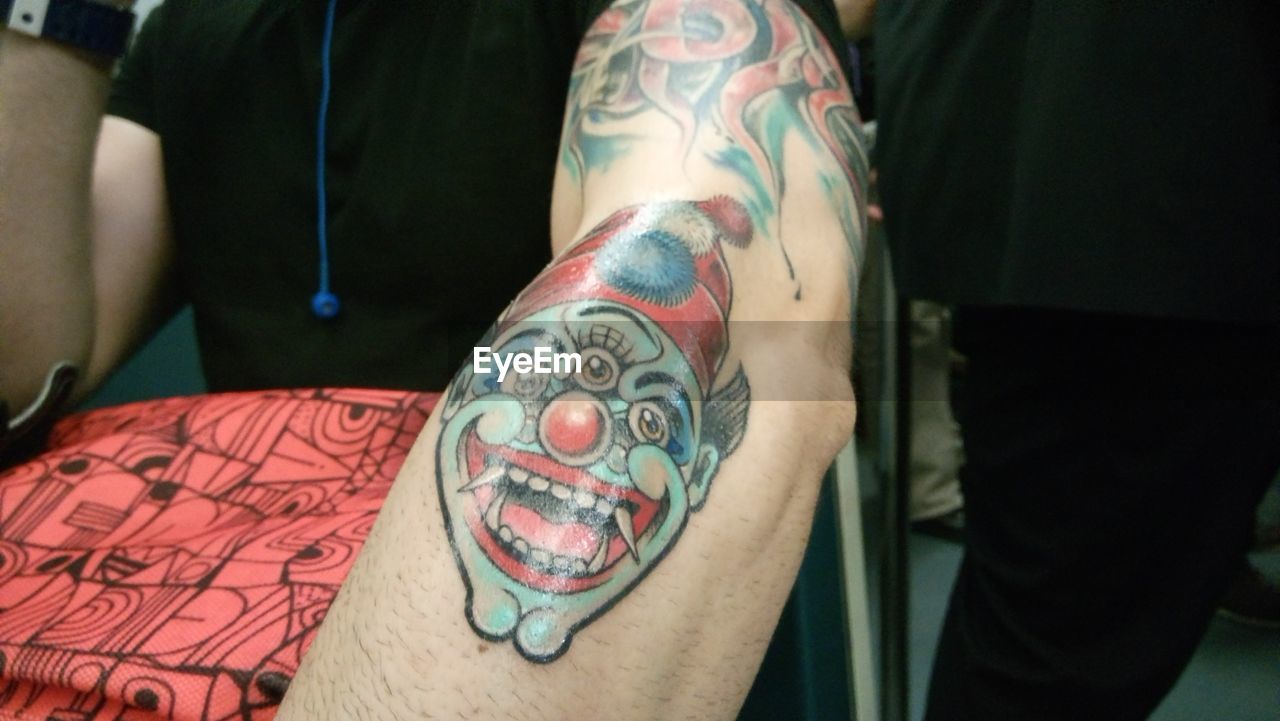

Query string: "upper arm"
[550, 0, 869, 327]
[80, 115, 176, 398]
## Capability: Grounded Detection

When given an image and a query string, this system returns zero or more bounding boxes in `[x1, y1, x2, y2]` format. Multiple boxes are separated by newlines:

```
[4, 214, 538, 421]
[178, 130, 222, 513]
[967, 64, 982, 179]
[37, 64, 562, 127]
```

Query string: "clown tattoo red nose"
[539, 391, 611, 464]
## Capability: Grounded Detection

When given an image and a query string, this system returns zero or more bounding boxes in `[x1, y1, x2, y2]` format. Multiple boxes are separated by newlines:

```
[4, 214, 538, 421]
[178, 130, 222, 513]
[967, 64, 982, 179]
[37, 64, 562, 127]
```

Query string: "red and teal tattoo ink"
[436, 199, 752, 661]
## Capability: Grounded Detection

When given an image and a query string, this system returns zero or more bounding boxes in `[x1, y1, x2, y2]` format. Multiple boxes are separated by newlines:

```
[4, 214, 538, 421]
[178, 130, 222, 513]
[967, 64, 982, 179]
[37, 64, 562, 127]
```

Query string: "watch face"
[5, 0, 51, 36]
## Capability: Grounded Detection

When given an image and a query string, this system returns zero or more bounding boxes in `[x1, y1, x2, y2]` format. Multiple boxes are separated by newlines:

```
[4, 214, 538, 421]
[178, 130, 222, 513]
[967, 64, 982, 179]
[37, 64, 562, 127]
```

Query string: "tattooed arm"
[277, 1, 866, 718]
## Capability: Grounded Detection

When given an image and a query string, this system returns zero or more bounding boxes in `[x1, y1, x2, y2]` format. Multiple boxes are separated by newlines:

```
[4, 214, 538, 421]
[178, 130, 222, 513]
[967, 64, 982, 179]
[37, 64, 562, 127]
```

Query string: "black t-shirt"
[107, 0, 849, 391]
[875, 2, 1279, 326]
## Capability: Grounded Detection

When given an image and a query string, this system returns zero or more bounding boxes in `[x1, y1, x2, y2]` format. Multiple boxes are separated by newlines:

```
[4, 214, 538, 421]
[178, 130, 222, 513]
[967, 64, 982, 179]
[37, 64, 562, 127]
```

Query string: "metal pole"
[881, 297, 912, 721]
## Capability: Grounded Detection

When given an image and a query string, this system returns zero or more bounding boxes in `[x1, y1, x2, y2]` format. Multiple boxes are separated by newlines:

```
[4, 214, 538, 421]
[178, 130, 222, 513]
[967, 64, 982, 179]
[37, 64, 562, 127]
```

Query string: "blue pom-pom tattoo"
[595, 229, 696, 306]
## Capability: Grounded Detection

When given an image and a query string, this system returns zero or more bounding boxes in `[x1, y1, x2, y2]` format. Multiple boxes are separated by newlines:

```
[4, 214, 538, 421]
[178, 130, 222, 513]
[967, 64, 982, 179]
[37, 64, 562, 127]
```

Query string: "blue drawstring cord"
[311, 0, 341, 319]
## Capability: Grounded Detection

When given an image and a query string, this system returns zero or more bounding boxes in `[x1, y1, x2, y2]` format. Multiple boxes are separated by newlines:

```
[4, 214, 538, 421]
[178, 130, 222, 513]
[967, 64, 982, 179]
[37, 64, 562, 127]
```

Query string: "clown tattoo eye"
[577, 348, 620, 391]
[628, 401, 670, 446]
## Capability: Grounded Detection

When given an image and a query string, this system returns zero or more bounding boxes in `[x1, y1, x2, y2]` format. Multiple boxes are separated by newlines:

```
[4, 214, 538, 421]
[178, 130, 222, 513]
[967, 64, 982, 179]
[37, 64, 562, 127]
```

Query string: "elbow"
[737, 325, 857, 467]
[796, 362, 858, 466]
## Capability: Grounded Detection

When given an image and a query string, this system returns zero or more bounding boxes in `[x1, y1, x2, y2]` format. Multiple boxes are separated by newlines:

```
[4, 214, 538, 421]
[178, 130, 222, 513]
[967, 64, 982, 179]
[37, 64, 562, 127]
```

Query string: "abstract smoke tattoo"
[561, 0, 870, 291]
[437, 199, 752, 661]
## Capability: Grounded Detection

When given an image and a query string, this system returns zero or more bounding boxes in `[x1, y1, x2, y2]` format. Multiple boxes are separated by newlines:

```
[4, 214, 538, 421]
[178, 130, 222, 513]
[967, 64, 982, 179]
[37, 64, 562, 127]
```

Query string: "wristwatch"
[1, 0, 134, 59]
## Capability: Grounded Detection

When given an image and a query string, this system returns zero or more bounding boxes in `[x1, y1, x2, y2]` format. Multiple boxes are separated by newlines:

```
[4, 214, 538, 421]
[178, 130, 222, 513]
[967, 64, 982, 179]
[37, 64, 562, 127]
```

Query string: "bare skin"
[834, 0, 876, 40]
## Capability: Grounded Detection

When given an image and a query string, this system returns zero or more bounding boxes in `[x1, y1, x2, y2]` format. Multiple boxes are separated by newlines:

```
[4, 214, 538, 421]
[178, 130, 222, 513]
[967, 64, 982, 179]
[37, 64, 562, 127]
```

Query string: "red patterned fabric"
[0, 389, 438, 720]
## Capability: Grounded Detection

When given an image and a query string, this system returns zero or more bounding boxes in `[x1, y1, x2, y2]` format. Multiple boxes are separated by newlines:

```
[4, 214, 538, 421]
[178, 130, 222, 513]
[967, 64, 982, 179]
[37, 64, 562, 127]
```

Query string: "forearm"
[355, 451, 839, 721]
[284, 395, 853, 721]
[277, 236, 855, 719]
[0, 31, 109, 409]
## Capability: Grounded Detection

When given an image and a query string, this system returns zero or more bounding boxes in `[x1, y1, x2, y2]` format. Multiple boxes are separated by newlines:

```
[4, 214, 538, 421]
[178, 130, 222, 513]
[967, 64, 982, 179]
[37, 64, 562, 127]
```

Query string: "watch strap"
[2, 0, 134, 58]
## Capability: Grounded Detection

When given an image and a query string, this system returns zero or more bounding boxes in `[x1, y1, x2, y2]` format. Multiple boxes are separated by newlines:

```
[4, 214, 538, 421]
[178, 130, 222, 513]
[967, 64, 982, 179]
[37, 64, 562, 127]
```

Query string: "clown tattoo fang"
[436, 198, 752, 662]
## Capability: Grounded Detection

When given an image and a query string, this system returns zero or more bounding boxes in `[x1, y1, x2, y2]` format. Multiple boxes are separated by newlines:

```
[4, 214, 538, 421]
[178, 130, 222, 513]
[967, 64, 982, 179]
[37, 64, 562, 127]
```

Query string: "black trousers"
[924, 307, 1280, 721]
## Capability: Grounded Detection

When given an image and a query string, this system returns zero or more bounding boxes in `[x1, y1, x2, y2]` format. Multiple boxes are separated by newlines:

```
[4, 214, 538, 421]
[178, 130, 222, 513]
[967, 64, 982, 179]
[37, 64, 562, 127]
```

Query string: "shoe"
[911, 508, 965, 544]
[1217, 563, 1280, 630]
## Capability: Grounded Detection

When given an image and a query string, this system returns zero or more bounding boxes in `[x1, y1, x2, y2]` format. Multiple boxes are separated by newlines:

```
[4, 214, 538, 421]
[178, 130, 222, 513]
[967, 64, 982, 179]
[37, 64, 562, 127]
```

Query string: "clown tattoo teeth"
[437, 198, 753, 662]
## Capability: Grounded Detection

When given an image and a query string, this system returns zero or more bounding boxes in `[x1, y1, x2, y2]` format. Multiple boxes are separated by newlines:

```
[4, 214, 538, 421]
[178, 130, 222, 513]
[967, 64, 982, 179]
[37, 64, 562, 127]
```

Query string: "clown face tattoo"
[436, 198, 752, 662]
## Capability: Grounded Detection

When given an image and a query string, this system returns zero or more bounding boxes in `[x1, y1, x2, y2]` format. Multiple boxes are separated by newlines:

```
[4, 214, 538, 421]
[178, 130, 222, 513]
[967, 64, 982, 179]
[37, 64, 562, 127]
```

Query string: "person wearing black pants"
[874, 1, 1278, 717]
[926, 307, 1279, 719]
